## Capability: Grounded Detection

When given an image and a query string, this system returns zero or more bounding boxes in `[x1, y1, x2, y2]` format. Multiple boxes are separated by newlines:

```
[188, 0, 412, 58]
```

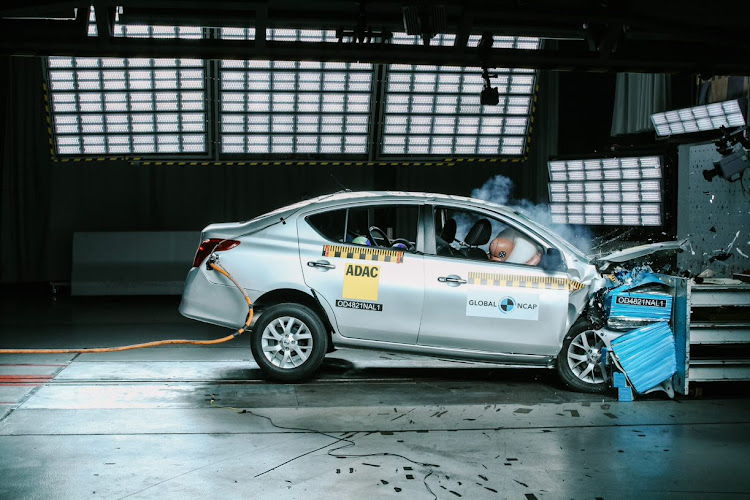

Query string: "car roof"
[300, 190, 516, 215]
[247, 190, 517, 230]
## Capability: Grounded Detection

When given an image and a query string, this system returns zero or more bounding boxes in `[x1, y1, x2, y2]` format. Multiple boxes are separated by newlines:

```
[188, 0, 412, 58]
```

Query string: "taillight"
[193, 238, 240, 268]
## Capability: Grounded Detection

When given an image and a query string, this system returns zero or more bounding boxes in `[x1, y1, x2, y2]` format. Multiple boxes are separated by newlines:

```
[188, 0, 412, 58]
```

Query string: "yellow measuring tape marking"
[468, 272, 584, 292]
[322, 245, 404, 263]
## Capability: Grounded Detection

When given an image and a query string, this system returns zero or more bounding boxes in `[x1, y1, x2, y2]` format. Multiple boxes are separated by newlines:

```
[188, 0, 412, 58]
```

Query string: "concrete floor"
[1, 295, 749, 499]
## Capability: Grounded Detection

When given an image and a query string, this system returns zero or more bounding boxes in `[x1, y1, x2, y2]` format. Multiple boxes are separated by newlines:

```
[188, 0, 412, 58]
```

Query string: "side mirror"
[541, 248, 566, 272]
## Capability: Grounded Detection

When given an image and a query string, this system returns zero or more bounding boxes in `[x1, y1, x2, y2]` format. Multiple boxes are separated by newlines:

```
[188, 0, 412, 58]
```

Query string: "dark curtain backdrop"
[1, 59, 558, 283]
[610, 73, 671, 136]
[1, 57, 53, 282]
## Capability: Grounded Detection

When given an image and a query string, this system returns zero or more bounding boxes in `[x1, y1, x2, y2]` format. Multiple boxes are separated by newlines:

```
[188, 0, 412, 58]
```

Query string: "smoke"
[469, 174, 595, 254]
[471, 175, 515, 206]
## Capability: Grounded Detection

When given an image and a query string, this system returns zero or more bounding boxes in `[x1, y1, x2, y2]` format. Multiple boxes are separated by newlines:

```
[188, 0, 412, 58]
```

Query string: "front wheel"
[250, 303, 328, 382]
[556, 319, 609, 393]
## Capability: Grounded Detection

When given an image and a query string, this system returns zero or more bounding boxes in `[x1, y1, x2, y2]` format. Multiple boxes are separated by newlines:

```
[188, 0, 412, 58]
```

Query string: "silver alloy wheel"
[566, 329, 606, 384]
[261, 316, 314, 369]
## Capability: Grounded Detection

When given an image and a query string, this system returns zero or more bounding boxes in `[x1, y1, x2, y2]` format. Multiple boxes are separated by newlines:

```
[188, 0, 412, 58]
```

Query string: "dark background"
[0, 57, 691, 284]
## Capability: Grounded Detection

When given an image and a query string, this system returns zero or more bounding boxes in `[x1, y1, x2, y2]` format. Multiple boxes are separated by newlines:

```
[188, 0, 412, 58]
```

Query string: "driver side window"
[306, 205, 419, 251]
[433, 207, 544, 267]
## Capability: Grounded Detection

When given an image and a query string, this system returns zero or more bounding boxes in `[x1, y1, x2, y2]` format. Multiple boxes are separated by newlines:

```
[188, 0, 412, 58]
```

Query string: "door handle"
[307, 260, 335, 270]
[438, 275, 467, 285]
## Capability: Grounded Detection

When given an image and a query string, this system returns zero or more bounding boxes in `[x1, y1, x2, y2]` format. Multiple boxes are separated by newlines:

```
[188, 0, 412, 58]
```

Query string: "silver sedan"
[180, 191, 611, 392]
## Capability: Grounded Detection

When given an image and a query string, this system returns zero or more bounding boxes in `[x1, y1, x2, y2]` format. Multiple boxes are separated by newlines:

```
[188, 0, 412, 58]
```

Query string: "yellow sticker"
[342, 264, 380, 301]
[467, 272, 584, 292]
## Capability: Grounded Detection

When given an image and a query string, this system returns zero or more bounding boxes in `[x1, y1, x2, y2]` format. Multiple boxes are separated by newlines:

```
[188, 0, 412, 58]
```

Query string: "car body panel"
[328, 333, 555, 366]
[419, 255, 572, 356]
[595, 238, 690, 264]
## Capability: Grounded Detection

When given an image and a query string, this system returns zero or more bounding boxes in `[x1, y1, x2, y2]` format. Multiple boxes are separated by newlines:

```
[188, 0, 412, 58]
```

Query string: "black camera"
[704, 126, 750, 182]
[703, 148, 749, 182]
[480, 85, 499, 106]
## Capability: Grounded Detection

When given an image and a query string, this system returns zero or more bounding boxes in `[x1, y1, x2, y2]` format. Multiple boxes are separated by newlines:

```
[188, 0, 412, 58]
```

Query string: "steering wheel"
[368, 226, 391, 247]
[391, 238, 415, 252]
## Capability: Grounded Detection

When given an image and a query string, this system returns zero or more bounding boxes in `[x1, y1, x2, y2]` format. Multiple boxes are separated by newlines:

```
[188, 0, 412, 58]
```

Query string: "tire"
[250, 302, 328, 382]
[556, 318, 609, 394]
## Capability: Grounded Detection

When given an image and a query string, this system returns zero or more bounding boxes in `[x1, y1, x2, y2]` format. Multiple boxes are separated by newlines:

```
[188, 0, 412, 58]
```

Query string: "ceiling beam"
[2, 0, 749, 74]
[3, 37, 749, 75]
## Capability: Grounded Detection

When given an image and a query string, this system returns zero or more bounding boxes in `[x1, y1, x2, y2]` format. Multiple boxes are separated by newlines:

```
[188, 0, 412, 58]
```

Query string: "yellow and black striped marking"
[51, 157, 529, 166]
[323, 245, 403, 263]
[468, 272, 584, 292]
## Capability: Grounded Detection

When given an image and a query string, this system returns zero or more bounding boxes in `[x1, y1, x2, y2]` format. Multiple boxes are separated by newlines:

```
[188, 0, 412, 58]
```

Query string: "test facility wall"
[677, 143, 750, 277]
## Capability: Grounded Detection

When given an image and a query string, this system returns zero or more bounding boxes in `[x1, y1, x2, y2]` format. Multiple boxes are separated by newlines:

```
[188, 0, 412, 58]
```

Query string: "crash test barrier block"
[618, 386, 634, 402]
[601, 347, 610, 365]
[613, 372, 628, 388]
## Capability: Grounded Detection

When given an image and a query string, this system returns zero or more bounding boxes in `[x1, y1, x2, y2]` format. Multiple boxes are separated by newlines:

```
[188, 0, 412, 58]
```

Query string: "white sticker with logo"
[466, 289, 540, 321]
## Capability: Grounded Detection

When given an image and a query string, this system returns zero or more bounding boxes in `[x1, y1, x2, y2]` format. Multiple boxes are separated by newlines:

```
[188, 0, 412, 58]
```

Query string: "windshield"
[513, 211, 590, 263]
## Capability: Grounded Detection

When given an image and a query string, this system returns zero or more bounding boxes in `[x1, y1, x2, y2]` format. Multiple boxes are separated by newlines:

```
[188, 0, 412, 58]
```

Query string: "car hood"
[592, 239, 690, 266]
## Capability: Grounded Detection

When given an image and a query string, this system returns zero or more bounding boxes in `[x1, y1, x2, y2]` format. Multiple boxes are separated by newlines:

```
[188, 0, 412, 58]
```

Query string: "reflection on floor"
[1, 295, 749, 499]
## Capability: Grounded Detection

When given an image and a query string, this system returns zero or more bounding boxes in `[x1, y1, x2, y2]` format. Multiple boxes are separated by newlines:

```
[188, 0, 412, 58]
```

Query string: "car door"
[418, 205, 572, 356]
[297, 202, 425, 344]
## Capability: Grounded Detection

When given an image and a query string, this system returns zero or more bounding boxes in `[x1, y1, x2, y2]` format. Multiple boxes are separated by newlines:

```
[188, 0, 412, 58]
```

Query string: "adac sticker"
[342, 264, 380, 301]
[466, 289, 540, 321]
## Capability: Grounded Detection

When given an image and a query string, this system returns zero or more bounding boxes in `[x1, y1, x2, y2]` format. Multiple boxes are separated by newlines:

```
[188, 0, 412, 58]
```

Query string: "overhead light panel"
[218, 29, 373, 155]
[651, 98, 747, 137]
[548, 156, 663, 226]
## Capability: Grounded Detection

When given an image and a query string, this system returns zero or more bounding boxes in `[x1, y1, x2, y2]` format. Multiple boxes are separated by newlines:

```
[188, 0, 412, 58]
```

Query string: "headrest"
[465, 218, 492, 246]
[489, 237, 514, 262]
[439, 218, 457, 243]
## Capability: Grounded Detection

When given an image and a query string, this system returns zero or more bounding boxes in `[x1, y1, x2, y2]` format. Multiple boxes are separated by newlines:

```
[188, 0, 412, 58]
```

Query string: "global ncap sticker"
[466, 290, 540, 321]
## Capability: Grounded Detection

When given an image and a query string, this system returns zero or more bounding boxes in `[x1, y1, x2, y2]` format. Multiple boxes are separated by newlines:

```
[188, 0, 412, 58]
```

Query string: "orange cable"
[0, 261, 253, 355]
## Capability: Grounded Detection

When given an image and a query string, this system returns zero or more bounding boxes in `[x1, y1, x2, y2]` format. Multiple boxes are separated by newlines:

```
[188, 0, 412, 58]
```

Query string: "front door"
[297, 203, 424, 344]
[418, 206, 572, 356]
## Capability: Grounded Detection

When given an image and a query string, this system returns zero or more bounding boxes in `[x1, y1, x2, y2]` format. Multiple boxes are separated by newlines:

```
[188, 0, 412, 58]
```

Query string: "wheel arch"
[560, 302, 585, 347]
[253, 288, 336, 352]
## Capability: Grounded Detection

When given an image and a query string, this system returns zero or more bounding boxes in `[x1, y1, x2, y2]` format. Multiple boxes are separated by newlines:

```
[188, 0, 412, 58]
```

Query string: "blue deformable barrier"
[610, 321, 677, 394]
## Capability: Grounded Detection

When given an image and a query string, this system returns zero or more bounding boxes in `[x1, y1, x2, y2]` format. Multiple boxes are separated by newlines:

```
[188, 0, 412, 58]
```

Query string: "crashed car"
[180, 191, 678, 393]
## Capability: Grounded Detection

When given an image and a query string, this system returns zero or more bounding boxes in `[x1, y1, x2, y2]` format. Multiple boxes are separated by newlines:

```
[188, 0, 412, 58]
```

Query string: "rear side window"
[306, 205, 419, 250]
[306, 209, 347, 242]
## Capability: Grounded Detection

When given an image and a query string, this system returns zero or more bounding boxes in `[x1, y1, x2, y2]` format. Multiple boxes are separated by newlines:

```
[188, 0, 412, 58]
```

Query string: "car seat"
[461, 218, 492, 260]
[436, 218, 457, 256]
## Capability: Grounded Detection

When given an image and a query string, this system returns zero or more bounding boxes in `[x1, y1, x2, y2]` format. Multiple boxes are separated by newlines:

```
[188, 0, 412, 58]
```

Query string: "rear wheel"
[250, 303, 328, 382]
[556, 319, 609, 393]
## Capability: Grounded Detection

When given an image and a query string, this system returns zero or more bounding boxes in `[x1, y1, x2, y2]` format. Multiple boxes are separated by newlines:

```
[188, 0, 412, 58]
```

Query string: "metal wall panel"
[677, 143, 750, 277]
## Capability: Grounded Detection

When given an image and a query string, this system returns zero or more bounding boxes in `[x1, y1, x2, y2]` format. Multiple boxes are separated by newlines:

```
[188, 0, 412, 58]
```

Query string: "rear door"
[297, 202, 425, 344]
[418, 205, 573, 356]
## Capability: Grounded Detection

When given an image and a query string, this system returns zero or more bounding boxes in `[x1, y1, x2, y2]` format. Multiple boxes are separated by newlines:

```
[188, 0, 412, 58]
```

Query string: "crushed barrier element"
[604, 267, 673, 330]
[610, 321, 677, 394]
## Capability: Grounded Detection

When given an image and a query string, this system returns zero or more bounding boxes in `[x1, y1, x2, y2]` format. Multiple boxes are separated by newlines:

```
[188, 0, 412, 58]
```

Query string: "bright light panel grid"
[382, 33, 538, 156]
[651, 99, 746, 136]
[219, 29, 373, 154]
[548, 156, 663, 226]
[48, 7, 206, 155]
